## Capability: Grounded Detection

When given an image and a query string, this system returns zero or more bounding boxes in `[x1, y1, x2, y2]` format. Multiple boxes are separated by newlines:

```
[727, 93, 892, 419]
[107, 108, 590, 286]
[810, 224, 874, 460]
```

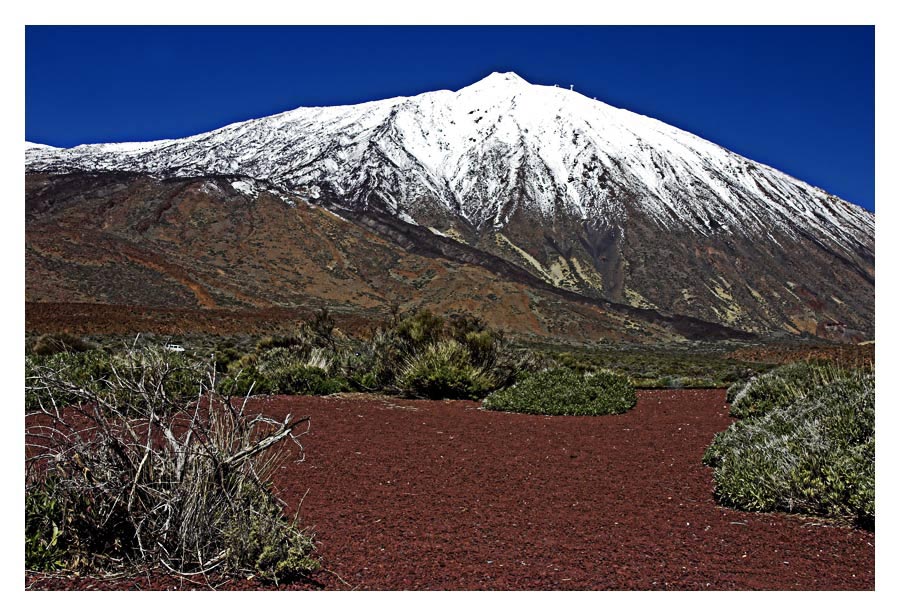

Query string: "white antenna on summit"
[569, 84, 574, 91]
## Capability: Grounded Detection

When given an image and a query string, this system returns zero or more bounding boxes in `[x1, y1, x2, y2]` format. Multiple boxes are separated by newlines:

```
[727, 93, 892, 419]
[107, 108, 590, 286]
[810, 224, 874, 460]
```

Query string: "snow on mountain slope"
[25, 72, 872, 253]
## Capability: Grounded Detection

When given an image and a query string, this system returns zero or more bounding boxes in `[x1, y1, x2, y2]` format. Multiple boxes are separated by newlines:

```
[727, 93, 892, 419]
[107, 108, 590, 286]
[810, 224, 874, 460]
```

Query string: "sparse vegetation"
[552, 345, 765, 389]
[30, 333, 94, 356]
[704, 363, 874, 529]
[484, 368, 636, 416]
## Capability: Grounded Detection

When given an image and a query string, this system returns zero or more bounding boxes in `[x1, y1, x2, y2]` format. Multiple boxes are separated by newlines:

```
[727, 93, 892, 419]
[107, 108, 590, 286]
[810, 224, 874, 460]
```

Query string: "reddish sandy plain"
[26, 389, 874, 591]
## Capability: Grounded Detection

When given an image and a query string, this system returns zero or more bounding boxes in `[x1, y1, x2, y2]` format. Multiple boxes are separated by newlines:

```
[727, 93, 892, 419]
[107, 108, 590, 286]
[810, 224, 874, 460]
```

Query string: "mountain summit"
[26, 73, 874, 337]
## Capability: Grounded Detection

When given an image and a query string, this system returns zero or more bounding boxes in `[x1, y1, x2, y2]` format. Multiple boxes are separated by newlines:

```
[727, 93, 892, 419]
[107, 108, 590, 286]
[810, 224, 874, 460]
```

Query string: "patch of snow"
[230, 180, 258, 198]
[398, 211, 418, 225]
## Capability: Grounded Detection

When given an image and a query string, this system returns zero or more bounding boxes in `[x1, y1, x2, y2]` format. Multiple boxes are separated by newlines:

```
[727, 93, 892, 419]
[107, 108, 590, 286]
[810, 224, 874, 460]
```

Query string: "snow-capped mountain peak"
[25, 72, 872, 252]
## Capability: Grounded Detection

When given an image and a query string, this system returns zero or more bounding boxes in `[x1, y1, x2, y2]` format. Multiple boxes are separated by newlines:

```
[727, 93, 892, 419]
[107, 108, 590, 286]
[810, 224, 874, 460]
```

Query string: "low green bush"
[725, 379, 745, 403]
[341, 309, 540, 398]
[221, 347, 348, 396]
[395, 309, 445, 350]
[483, 368, 636, 416]
[704, 373, 874, 528]
[25, 478, 67, 571]
[26, 348, 203, 412]
[398, 340, 497, 400]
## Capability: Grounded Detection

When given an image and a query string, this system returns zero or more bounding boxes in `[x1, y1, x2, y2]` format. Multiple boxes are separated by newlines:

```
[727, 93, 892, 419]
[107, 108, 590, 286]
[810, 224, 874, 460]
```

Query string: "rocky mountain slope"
[26, 72, 874, 337]
[26, 172, 756, 342]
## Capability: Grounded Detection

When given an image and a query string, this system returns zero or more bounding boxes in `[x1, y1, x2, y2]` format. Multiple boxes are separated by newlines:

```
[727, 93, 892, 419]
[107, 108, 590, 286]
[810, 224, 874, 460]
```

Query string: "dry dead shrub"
[25, 345, 317, 583]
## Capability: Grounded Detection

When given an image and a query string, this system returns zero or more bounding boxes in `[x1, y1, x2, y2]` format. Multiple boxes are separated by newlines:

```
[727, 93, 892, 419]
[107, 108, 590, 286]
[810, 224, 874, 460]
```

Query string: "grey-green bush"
[704, 373, 874, 529]
[483, 368, 636, 416]
[728, 362, 854, 419]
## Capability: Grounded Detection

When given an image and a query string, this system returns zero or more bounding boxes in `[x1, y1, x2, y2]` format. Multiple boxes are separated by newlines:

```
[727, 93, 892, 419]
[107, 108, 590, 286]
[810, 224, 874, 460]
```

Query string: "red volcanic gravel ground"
[27, 389, 874, 590]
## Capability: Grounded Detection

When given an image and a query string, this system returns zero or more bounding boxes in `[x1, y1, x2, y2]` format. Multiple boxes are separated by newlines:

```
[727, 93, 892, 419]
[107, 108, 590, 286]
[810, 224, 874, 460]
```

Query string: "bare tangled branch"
[25, 344, 317, 582]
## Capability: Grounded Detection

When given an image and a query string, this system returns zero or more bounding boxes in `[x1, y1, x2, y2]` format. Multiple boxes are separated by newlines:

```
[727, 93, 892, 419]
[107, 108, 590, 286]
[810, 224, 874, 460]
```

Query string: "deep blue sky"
[25, 26, 874, 211]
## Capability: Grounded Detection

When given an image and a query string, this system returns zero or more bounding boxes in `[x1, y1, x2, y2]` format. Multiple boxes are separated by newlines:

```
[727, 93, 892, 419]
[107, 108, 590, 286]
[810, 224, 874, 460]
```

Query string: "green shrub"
[306, 306, 338, 350]
[398, 340, 496, 400]
[26, 347, 204, 413]
[483, 368, 636, 416]
[221, 347, 347, 396]
[25, 478, 67, 571]
[704, 373, 874, 528]
[395, 309, 445, 351]
[213, 345, 242, 374]
[728, 362, 853, 419]
[347, 310, 522, 396]
[725, 379, 745, 403]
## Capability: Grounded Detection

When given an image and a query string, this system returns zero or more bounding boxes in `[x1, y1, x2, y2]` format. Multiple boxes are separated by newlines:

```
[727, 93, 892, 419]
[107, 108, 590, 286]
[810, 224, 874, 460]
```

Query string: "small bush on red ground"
[343, 309, 549, 398]
[483, 368, 636, 416]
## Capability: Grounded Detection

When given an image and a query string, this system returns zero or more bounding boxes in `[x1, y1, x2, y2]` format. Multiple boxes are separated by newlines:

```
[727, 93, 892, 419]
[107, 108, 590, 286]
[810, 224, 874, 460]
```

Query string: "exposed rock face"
[26, 72, 874, 337]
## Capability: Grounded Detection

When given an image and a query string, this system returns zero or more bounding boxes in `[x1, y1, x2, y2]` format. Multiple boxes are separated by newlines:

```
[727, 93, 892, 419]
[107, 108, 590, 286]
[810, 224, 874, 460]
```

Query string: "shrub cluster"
[705, 365, 874, 529]
[225, 308, 550, 401]
[30, 333, 94, 356]
[350, 310, 506, 397]
[483, 368, 636, 416]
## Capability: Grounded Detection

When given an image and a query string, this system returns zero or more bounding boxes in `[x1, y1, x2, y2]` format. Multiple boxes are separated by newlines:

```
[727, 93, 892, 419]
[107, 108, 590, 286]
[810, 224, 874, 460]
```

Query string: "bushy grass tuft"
[483, 368, 636, 416]
[222, 347, 348, 396]
[398, 340, 497, 400]
[704, 373, 874, 528]
[31, 333, 94, 356]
